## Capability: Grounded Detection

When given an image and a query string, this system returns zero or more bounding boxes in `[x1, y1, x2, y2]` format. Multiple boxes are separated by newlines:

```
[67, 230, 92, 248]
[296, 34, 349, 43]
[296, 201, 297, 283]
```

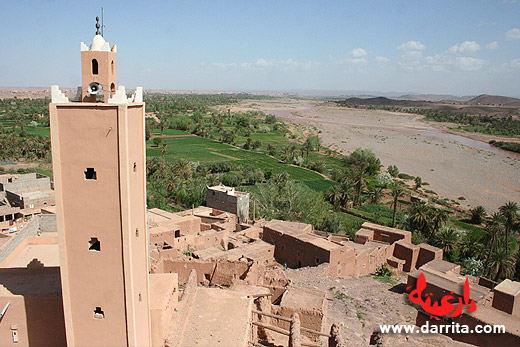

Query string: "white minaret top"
[80, 34, 116, 52]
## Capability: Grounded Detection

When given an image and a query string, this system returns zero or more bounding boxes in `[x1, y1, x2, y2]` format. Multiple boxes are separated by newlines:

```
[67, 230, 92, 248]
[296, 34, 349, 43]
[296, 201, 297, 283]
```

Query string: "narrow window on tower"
[111, 60, 114, 74]
[92, 59, 99, 75]
[85, 168, 97, 180]
[89, 237, 101, 251]
[93, 307, 104, 319]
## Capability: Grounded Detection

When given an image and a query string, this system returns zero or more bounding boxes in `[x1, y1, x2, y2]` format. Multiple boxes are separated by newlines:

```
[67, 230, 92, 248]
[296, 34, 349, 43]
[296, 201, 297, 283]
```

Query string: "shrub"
[374, 264, 392, 277]
[293, 156, 305, 166]
[387, 165, 399, 177]
[323, 214, 345, 234]
[310, 160, 326, 173]
[221, 173, 242, 187]
[377, 172, 394, 187]
[265, 114, 277, 124]
[397, 173, 414, 180]
[461, 258, 484, 277]
[153, 137, 162, 147]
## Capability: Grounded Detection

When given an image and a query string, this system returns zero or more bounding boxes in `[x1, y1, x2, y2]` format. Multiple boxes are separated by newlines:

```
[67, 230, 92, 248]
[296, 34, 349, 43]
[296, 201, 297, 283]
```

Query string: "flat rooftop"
[6, 244, 60, 268]
[361, 222, 411, 237]
[420, 259, 460, 274]
[264, 219, 312, 236]
[298, 233, 342, 251]
[19, 189, 54, 200]
[179, 287, 252, 346]
[280, 286, 327, 312]
[225, 240, 274, 261]
[495, 279, 520, 296]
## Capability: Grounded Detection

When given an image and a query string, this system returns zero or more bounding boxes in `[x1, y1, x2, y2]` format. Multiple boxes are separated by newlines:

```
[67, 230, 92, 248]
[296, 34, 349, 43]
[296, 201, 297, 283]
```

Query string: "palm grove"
[2, 94, 520, 282]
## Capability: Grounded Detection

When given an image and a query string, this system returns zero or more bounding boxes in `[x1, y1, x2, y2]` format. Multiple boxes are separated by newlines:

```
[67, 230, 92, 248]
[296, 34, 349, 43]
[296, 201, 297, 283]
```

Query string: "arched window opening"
[110, 83, 115, 97]
[111, 60, 114, 74]
[92, 59, 99, 75]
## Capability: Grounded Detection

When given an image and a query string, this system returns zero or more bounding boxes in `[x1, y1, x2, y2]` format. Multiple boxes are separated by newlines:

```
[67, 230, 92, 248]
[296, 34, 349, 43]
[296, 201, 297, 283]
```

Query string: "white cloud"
[210, 58, 319, 71]
[397, 41, 426, 51]
[455, 57, 486, 71]
[376, 56, 390, 63]
[506, 28, 520, 40]
[350, 48, 367, 58]
[448, 41, 480, 54]
[343, 48, 368, 64]
[510, 59, 520, 69]
[211, 62, 237, 70]
[486, 41, 499, 50]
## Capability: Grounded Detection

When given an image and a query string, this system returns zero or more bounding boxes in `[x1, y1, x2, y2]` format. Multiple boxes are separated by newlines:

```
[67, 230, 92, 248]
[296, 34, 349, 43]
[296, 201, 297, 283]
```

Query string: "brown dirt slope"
[465, 94, 520, 106]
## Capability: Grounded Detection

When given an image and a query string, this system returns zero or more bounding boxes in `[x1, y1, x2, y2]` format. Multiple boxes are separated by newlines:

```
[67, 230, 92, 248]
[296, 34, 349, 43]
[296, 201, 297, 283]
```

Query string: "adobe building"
[206, 184, 250, 222]
[408, 260, 520, 346]
[0, 173, 55, 232]
[49, 26, 152, 346]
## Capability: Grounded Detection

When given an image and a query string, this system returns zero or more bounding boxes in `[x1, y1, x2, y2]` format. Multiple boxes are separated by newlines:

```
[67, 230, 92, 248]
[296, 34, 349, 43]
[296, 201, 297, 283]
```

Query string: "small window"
[93, 307, 104, 319]
[138, 293, 142, 302]
[133, 162, 137, 172]
[85, 168, 97, 180]
[174, 230, 180, 238]
[135, 228, 139, 237]
[111, 60, 114, 74]
[89, 237, 101, 251]
[92, 59, 99, 75]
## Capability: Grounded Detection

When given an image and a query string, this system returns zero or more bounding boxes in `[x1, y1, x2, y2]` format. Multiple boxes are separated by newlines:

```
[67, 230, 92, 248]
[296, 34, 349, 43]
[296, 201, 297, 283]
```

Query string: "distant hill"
[396, 94, 475, 102]
[336, 97, 429, 107]
[465, 94, 520, 106]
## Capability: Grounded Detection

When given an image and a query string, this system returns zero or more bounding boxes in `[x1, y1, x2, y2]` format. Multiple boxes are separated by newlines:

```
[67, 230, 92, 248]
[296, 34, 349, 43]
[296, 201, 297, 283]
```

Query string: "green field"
[147, 134, 335, 190]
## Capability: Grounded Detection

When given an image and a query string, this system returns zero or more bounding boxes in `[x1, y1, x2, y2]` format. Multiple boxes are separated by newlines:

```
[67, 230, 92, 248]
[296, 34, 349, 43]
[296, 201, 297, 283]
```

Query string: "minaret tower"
[81, 16, 117, 102]
[49, 18, 151, 346]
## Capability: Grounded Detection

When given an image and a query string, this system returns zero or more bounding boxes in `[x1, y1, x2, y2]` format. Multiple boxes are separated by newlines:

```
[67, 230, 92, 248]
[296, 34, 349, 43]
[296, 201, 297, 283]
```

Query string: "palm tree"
[172, 159, 194, 180]
[351, 167, 370, 206]
[434, 226, 459, 255]
[327, 185, 343, 211]
[499, 201, 519, 251]
[470, 206, 487, 224]
[431, 208, 449, 235]
[368, 188, 383, 204]
[391, 187, 403, 227]
[408, 202, 432, 236]
[160, 144, 168, 161]
[485, 212, 505, 261]
[339, 181, 353, 209]
[485, 246, 516, 281]
[303, 138, 314, 165]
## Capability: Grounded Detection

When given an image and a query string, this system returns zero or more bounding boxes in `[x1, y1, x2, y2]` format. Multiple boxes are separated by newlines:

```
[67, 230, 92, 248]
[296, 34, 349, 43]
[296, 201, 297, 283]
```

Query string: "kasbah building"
[0, 21, 519, 347]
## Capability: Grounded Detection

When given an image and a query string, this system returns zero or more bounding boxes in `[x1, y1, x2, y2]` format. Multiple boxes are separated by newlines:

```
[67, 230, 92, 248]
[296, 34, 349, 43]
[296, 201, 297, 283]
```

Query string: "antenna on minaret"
[95, 16, 100, 35]
[101, 7, 104, 37]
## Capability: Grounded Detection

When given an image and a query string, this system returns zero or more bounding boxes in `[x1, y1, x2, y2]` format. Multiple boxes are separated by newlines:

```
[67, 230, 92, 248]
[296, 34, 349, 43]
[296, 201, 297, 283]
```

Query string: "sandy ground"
[285, 265, 470, 347]
[225, 99, 520, 211]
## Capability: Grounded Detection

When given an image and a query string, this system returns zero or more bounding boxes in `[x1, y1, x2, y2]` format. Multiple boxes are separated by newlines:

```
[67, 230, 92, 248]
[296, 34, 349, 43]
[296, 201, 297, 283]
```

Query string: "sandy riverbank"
[225, 99, 520, 211]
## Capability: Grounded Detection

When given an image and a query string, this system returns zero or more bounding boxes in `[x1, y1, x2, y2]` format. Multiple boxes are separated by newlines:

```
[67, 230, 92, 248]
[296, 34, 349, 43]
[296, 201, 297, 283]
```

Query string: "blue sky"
[1, 1, 519, 96]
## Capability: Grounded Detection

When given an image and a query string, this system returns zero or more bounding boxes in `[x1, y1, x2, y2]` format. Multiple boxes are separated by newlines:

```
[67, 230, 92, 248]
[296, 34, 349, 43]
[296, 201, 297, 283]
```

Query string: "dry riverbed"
[226, 99, 520, 211]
